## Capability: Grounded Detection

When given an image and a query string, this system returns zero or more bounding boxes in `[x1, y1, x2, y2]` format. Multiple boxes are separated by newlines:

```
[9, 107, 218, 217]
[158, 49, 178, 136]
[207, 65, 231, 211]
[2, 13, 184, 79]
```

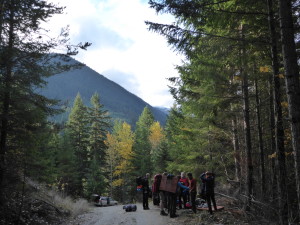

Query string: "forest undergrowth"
[0, 178, 90, 225]
[179, 196, 277, 225]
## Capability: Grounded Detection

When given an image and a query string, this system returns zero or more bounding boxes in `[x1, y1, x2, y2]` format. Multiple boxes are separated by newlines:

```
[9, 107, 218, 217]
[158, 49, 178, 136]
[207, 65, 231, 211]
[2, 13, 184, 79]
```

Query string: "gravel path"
[67, 203, 176, 225]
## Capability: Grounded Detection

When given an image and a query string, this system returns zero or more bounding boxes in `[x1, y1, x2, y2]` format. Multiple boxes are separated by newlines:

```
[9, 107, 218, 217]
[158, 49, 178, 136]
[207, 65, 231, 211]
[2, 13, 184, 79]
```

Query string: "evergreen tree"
[152, 140, 170, 174]
[66, 93, 89, 196]
[88, 92, 111, 163]
[26, 124, 60, 185]
[133, 106, 154, 176]
[85, 92, 111, 197]
[56, 132, 78, 195]
[278, 0, 300, 218]
[0, 0, 90, 203]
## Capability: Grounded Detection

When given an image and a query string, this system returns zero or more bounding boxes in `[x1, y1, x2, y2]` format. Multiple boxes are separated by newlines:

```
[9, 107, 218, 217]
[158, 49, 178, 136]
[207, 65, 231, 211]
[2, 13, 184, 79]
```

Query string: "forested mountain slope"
[40, 58, 167, 126]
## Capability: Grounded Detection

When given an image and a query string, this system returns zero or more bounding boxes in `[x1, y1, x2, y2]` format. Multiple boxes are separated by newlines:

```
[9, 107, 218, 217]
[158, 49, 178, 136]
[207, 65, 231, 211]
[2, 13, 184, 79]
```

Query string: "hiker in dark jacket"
[200, 171, 217, 214]
[142, 173, 150, 210]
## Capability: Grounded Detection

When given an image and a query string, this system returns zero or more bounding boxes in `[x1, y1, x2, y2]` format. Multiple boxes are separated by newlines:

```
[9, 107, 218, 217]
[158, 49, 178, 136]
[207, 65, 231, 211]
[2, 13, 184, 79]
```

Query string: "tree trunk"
[266, 0, 288, 223]
[240, 24, 253, 209]
[232, 115, 241, 182]
[254, 78, 266, 198]
[278, 0, 300, 218]
[268, 76, 277, 202]
[0, 1, 14, 196]
[0, 0, 5, 44]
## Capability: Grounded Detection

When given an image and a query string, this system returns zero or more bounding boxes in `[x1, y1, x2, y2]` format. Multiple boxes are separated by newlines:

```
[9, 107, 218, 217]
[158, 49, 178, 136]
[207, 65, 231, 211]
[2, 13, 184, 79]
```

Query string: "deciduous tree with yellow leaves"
[105, 121, 135, 202]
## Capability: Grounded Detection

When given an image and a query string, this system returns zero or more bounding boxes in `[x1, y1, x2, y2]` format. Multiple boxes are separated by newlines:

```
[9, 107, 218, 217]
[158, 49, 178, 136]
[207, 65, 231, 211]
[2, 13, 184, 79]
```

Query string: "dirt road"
[67, 203, 176, 225]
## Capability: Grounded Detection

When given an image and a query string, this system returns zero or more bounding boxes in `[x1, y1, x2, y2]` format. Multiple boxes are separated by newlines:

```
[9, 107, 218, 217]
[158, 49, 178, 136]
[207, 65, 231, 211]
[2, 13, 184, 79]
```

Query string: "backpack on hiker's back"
[136, 176, 144, 191]
[152, 174, 162, 193]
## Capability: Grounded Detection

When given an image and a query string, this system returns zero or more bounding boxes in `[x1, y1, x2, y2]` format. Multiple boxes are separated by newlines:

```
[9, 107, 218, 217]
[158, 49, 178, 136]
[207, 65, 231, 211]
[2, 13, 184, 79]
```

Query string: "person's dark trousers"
[160, 191, 168, 211]
[180, 192, 187, 209]
[201, 188, 206, 200]
[177, 194, 181, 209]
[190, 191, 197, 213]
[169, 192, 177, 217]
[167, 192, 171, 214]
[143, 192, 149, 209]
[206, 192, 217, 214]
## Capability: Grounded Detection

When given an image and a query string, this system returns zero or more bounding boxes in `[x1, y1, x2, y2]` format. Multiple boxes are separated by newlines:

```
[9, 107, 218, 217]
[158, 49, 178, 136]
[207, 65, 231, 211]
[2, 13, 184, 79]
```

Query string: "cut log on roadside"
[197, 206, 224, 211]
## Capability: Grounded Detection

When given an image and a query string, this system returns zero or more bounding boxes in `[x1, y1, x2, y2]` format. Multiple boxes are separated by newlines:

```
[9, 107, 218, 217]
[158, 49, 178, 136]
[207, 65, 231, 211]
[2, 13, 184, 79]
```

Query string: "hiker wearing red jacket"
[187, 172, 197, 213]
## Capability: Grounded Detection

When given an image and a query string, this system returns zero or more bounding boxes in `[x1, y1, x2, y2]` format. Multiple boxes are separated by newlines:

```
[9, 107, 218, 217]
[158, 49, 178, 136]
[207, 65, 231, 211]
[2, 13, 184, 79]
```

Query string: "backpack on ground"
[123, 204, 137, 212]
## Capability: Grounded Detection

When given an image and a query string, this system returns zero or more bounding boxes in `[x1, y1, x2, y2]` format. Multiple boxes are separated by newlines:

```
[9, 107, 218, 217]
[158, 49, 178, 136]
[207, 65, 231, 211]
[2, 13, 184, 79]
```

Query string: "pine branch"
[149, 0, 232, 16]
[146, 21, 269, 55]
[214, 9, 268, 16]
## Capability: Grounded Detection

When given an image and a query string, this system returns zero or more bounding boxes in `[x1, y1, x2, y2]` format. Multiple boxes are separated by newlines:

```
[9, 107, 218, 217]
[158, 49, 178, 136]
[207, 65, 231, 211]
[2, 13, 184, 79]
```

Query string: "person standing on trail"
[200, 171, 217, 214]
[167, 174, 178, 218]
[179, 172, 189, 209]
[177, 175, 190, 211]
[142, 173, 150, 210]
[187, 172, 197, 213]
[159, 172, 168, 216]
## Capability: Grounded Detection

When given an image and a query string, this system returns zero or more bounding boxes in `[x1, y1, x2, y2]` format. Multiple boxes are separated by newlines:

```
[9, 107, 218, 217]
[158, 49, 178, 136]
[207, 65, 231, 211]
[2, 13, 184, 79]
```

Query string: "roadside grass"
[40, 187, 91, 218]
[26, 178, 91, 219]
[48, 189, 91, 217]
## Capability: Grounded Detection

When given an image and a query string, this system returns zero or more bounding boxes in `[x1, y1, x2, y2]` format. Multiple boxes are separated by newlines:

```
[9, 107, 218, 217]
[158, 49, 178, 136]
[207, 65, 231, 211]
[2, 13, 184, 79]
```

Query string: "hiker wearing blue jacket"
[200, 172, 217, 214]
[178, 180, 190, 192]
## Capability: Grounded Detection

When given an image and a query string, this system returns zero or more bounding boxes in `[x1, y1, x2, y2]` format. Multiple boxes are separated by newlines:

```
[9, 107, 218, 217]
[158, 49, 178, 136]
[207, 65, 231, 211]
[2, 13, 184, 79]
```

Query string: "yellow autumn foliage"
[259, 66, 271, 73]
[268, 152, 277, 158]
[281, 102, 288, 108]
[105, 122, 134, 189]
[233, 75, 242, 81]
[149, 121, 165, 149]
[112, 179, 123, 187]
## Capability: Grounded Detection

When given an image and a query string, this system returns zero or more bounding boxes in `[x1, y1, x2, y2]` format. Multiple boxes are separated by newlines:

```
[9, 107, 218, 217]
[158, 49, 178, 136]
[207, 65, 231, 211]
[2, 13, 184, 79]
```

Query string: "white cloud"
[47, 0, 183, 107]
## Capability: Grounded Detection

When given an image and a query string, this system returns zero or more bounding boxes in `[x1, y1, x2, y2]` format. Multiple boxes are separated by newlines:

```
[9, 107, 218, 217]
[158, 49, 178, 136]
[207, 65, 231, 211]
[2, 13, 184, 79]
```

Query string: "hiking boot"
[170, 214, 179, 218]
[160, 210, 168, 216]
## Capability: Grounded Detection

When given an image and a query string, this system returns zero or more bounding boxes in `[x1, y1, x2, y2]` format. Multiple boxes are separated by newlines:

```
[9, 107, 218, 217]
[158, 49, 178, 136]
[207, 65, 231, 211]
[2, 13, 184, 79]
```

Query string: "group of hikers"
[137, 171, 218, 218]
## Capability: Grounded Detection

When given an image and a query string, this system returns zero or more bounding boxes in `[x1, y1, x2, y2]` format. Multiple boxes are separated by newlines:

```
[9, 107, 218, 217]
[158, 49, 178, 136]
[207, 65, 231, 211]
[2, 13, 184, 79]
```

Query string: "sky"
[46, 0, 183, 108]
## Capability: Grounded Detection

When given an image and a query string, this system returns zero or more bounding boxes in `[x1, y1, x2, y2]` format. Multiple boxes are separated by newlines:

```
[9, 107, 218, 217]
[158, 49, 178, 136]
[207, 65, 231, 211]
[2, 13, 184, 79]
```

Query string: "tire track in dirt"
[67, 202, 172, 225]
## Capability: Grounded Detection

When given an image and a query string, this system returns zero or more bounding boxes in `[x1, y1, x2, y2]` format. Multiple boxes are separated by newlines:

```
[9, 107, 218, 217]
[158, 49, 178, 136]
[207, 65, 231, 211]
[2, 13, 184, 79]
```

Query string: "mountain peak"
[41, 57, 168, 126]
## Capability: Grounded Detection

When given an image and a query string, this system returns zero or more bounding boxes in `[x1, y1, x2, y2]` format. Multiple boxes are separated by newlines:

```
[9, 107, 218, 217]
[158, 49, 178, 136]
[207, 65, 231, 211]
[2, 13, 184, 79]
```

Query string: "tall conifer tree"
[88, 92, 110, 163]
[86, 92, 111, 196]
[66, 93, 89, 196]
[133, 106, 154, 176]
[0, 0, 90, 206]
